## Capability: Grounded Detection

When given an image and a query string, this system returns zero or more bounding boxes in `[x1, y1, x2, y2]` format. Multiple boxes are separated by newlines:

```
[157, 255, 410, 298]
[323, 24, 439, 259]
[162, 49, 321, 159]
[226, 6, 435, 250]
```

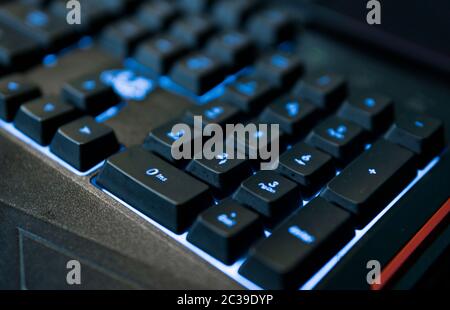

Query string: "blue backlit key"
[170, 15, 216, 48]
[14, 96, 79, 145]
[187, 199, 264, 264]
[186, 150, 252, 195]
[213, 0, 260, 29]
[233, 171, 301, 227]
[0, 75, 41, 121]
[137, 1, 179, 32]
[239, 197, 354, 289]
[223, 75, 278, 113]
[259, 95, 320, 136]
[255, 51, 303, 89]
[338, 93, 394, 133]
[170, 53, 227, 95]
[277, 142, 335, 196]
[182, 99, 241, 128]
[322, 140, 416, 224]
[247, 9, 295, 46]
[96, 146, 212, 233]
[206, 31, 255, 71]
[143, 120, 200, 165]
[50, 116, 120, 171]
[62, 73, 119, 115]
[100, 17, 152, 57]
[306, 116, 366, 164]
[135, 35, 189, 76]
[294, 72, 348, 110]
[385, 113, 445, 166]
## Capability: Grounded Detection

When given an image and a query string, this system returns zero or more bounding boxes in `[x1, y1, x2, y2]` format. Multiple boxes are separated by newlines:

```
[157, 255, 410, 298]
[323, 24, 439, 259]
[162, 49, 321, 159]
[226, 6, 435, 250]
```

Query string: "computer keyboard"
[0, 0, 447, 290]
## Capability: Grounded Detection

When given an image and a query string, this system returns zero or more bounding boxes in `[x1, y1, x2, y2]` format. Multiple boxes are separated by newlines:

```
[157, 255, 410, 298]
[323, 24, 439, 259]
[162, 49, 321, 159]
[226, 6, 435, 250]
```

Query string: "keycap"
[385, 114, 445, 166]
[293, 73, 348, 110]
[137, 1, 179, 32]
[100, 18, 152, 57]
[169, 53, 227, 95]
[50, 116, 120, 171]
[96, 146, 212, 233]
[233, 171, 301, 227]
[306, 116, 366, 163]
[338, 93, 394, 133]
[277, 143, 335, 196]
[0, 23, 41, 68]
[259, 95, 320, 136]
[182, 99, 241, 128]
[187, 199, 264, 264]
[170, 15, 216, 48]
[321, 140, 416, 224]
[62, 73, 120, 115]
[239, 197, 354, 289]
[14, 96, 79, 145]
[223, 75, 278, 113]
[0, 3, 77, 49]
[246, 9, 295, 46]
[206, 31, 255, 71]
[142, 120, 200, 165]
[255, 51, 303, 89]
[231, 122, 284, 165]
[178, 0, 214, 13]
[186, 151, 252, 194]
[0, 75, 41, 121]
[134, 35, 189, 76]
[213, 0, 260, 29]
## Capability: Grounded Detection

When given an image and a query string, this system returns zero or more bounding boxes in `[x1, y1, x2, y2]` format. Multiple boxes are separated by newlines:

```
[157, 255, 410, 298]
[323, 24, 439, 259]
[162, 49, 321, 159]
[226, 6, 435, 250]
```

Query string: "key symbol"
[285, 101, 299, 117]
[295, 154, 312, 166]
[368, 168, 377, 175]
[236, 81, 257, 96]
[216, 153, 229, 165]
[217, 212, 237, 228]
[43, 103, 55, 112]
[79, 126, 91, 135]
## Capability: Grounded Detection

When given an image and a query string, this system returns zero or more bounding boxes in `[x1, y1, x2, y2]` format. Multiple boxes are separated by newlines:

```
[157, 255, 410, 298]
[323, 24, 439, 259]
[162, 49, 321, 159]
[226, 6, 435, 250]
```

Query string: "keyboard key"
[96, 146, 212, 233]
[100, 18, 152, 57]
[178, 0, 214, 13]
[14, 96, 79, 145]
[187, 199, 264, 264]
[0, 23, 41, 68]
[293, 73, 348, 110]
[182, 99, 241, 128]
[0, 3, 77, 49]
[62, 73, 120, 115]
[169, 53, 227, 95]
[0, 75, 41, 121]
[170, 15, 216, 48]
[246, 9, 295, 46]
[186, 151, 252, 194]
[213, 0, 260, 29]
[321, 140, 416, 224]
[259, 95, 320, 136]
[223, 75, 278, 113]
[206, 31, 255, 70]
[134, 35, 189, 76]
[137, 1, 179, 32]
[306, 116, 366, 163]
[385, 114, 445, 166]
[277, 143, 335, 196]
[255, 51, 303, 88]
[338, 93, 394, 133]
[239, 197, 354, 289]
[233, 171, 301, 227]
[142, 120, 199, 165]
[50, 116, 120, 171]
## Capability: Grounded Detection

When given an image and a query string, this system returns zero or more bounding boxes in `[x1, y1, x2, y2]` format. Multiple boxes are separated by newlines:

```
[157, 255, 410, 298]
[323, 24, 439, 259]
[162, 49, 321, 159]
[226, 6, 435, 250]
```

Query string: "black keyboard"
[0, 0, 448, 290]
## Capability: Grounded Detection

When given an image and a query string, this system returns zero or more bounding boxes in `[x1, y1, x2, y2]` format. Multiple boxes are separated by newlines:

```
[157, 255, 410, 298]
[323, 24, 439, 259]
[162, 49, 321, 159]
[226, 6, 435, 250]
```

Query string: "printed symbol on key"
[79, 126, 91, 135]
[294, 154, 312, 166]
[216, 153, 229, 165]
[236, 81, 257, 96]
[368, 168, 377, 175]
[217, 212, 237, 228]
[146, 168, 168, 182]
[258, 181, 279, 194]
[285, 101, 299, 117]
[327, 125, 347, 140]
[204, 106, 224, 120]
[43, 103, 55, 112]
[167, 129, 185, 141]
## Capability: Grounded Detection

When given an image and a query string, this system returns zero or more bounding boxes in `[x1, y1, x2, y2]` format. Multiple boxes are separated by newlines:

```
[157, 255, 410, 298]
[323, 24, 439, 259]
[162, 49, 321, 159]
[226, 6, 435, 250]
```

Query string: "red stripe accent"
[371, 198, 450, 290]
